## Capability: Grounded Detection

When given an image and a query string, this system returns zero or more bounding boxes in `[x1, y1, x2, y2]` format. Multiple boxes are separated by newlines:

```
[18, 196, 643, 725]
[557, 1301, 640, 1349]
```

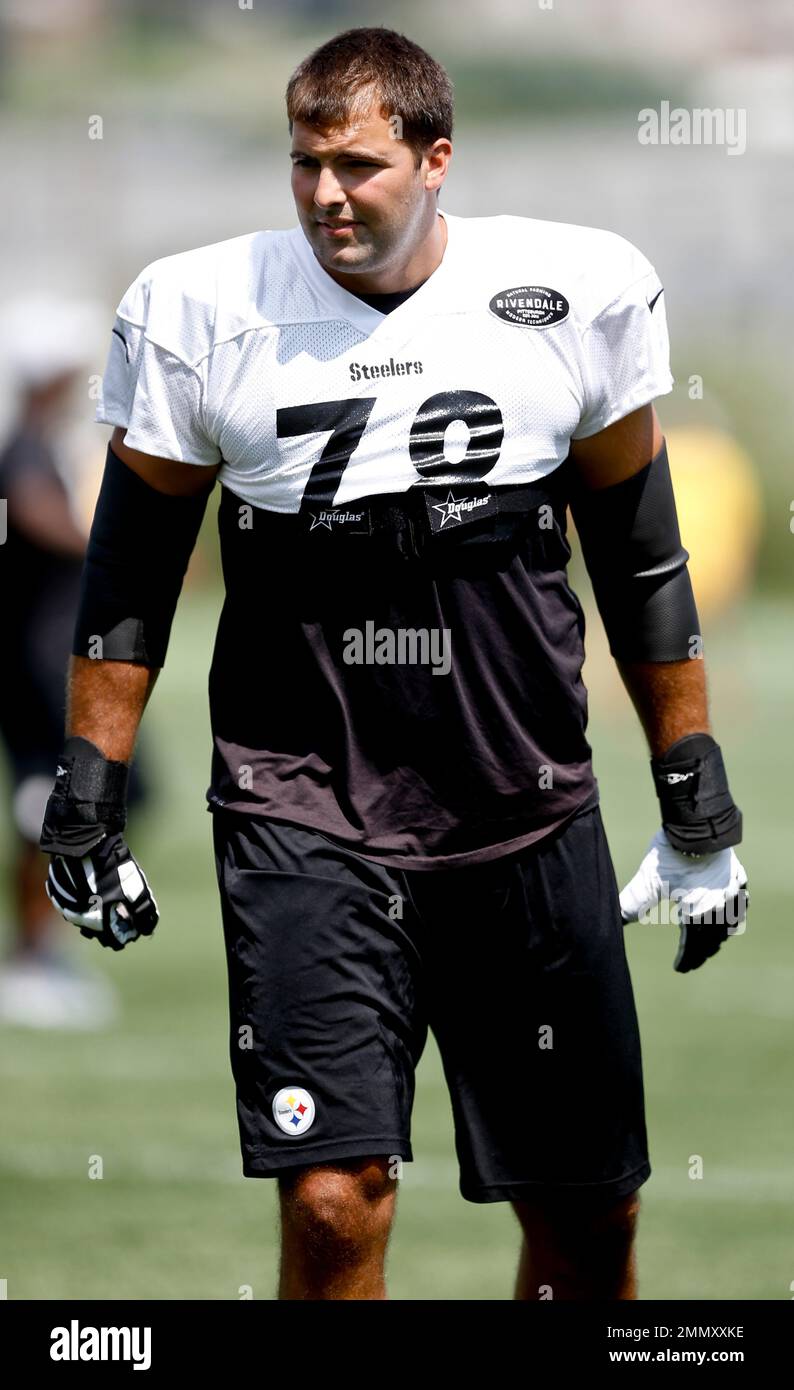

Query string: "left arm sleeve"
[572, 254, 674, 441]
[94, 267, 221, 468]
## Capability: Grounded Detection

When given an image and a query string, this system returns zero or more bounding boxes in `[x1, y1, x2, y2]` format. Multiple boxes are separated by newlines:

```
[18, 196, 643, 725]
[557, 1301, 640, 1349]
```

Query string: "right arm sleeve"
[95, 269, 221, 467]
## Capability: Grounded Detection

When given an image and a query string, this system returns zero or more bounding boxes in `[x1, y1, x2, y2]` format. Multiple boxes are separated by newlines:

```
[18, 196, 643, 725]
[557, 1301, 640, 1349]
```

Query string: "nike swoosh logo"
[112, 326, 130, 362]
[647, 287, 664, 313]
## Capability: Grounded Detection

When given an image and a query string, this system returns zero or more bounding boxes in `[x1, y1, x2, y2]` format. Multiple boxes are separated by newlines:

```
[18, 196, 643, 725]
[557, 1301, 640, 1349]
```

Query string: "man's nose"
[313, 165, 346, 210]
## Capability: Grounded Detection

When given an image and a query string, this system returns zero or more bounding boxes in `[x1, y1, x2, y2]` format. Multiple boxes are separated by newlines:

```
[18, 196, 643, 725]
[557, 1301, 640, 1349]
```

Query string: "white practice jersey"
[93, 210, 674, 871]
[96, 210, 673, 508]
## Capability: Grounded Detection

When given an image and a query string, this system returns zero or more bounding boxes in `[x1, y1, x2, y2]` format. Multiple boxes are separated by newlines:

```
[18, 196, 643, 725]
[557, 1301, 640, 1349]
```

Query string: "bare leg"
[277, 1156, 397, 1300]
[512, 1189, 641, 1300]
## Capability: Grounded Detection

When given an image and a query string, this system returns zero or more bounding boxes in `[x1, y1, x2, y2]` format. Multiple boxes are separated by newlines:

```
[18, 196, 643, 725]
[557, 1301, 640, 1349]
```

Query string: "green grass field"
[1, 585, 791, 1301]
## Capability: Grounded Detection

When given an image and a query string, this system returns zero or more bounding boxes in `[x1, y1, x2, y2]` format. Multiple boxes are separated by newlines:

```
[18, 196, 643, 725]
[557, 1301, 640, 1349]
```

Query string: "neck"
[324, 210, 447, 297]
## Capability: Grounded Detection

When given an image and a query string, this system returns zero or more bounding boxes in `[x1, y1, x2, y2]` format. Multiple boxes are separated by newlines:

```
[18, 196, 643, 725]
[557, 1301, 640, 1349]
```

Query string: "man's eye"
[291, 157, 377, 169]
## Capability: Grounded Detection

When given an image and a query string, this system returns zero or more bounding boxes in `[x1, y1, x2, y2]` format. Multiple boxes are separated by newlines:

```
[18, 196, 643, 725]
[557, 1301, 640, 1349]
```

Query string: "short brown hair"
[286, 26, 453, 170]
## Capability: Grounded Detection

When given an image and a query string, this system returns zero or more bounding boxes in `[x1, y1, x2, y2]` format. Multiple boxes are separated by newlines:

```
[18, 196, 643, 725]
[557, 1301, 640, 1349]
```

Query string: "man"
[39, 27, 747, 1300]
[0, 296, 148, 1029]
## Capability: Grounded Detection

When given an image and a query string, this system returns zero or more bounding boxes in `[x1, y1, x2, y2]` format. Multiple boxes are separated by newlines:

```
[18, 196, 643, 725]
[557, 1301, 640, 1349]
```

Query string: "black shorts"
[211, 801, 650, 1205]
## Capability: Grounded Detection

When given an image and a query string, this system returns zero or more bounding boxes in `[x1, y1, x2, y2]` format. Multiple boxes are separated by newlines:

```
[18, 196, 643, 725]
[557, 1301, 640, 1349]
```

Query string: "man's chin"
[314, 239, 372, 269]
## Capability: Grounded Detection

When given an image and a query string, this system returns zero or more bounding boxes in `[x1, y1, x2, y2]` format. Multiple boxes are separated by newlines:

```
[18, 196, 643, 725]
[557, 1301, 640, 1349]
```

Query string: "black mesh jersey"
[205, 465, 600, 871]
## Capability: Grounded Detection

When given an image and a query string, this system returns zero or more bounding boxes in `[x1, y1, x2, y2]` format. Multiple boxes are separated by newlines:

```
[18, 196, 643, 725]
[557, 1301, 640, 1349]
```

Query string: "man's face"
[290, 107, 436, 278]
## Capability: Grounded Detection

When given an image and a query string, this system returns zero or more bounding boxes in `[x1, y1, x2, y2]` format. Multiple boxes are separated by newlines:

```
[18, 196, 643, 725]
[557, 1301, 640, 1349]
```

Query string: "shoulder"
[114, 229, 295, 367]
[450, 212, 661, 328]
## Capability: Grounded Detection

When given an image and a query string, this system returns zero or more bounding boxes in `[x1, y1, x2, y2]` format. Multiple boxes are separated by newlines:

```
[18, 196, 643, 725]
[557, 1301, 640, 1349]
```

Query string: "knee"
[581, 1191, 641, 1258]
[516, 1188, 641, 1258]
[279, 1157, 396, 1258]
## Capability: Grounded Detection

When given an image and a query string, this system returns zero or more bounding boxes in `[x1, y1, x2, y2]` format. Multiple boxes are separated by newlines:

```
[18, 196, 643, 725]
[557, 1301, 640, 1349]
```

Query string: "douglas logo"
[488, 285, 570, 329]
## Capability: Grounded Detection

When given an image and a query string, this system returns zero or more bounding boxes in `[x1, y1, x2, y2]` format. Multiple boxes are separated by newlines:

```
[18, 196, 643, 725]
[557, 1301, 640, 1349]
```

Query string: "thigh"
[421, 805, 650, 1204]
[212, 810, 428, 1179]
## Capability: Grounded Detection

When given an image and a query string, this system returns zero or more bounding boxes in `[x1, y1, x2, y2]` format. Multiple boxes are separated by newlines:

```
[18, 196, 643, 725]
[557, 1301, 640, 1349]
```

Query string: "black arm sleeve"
[569, 439, 701, 662]
[72, 443, 214, 667]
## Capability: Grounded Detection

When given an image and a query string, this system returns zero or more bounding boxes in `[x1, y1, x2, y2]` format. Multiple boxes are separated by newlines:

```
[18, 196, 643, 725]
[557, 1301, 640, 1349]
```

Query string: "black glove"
[652, 732, 747, 972]
[39, 735, 159, 950]
[674, 894, 748, 973]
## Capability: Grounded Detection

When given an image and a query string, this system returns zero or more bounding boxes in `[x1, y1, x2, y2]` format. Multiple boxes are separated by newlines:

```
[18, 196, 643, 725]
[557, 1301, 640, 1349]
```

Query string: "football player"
[40, 27, 746, 1299]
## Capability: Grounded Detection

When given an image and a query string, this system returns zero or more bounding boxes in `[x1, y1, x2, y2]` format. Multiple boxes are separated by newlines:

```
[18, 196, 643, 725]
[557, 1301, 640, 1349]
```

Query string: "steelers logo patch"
[272, 1086, 316, 1137]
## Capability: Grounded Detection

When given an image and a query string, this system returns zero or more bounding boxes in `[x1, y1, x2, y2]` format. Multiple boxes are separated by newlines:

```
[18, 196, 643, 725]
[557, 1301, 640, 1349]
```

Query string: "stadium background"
[0, 0, 791, 1299]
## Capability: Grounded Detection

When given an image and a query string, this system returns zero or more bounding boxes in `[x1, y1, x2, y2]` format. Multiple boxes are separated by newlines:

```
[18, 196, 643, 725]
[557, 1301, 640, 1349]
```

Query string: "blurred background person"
[0, 295, 152, 1029]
